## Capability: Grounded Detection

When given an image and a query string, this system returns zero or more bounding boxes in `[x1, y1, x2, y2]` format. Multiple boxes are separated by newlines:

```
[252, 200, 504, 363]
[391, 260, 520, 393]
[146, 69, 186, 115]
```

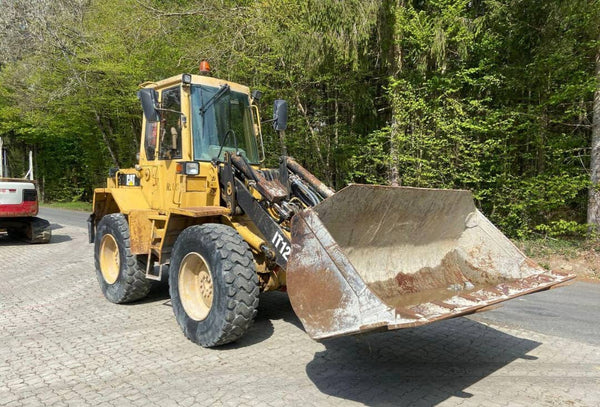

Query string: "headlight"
[176, 161, 200, 175]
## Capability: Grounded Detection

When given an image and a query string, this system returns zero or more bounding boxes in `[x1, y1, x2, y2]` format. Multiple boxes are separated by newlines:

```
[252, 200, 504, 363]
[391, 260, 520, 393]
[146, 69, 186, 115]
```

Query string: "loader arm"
[231, 176, 291, 268]
[219, 152, 292, 268]
[219, 152, 333, 269]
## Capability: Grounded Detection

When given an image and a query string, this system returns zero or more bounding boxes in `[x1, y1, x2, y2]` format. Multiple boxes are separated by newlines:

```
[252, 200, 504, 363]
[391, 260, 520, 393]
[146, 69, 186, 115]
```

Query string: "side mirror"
[251, 89, 263, 102]
[273, 100, 288, 131]
[137, 88, 160, 122]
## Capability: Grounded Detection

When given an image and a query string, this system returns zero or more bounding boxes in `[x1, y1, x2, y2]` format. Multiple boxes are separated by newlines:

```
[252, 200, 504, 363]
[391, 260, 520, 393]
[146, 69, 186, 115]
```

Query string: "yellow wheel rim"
[179, 252, 213, 321]
[100, 234, 120, 284]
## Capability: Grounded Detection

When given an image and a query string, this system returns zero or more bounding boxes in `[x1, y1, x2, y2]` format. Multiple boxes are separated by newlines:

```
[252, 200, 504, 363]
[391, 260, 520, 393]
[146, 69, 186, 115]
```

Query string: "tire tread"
[94, 213, 150, 303]
[171, 223, 259, 347]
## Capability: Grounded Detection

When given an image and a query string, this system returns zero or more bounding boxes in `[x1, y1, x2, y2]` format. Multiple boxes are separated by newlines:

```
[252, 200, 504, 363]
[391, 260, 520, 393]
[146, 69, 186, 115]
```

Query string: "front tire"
[169, 224, 259, 347]
[94, 213, 151, 303]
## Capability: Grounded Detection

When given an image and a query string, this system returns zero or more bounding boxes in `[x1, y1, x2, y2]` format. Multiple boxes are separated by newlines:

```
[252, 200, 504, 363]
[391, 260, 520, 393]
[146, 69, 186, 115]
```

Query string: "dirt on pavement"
[519, 240, 600, 282]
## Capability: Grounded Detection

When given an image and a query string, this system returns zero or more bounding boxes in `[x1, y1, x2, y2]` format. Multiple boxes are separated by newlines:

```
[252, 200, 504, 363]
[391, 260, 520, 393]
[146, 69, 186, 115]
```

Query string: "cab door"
[156, 85, 183, 210]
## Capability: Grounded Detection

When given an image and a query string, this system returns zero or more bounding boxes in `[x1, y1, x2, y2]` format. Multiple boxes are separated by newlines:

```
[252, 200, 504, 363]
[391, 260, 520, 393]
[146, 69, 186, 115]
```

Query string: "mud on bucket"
[286, 184, 574, 340]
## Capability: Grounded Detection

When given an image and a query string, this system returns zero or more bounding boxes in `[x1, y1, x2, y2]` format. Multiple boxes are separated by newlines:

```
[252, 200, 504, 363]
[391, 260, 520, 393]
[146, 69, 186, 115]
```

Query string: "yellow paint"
[179, 252, 213, 321]
[99, 234, 119, 284]
[92, 73, 266, 268]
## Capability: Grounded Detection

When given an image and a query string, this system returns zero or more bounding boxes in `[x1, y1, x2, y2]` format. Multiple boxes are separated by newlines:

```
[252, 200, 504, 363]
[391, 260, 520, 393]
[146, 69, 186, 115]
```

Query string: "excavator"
[89, 64, 574, 347]
[0, 140, 51, 244]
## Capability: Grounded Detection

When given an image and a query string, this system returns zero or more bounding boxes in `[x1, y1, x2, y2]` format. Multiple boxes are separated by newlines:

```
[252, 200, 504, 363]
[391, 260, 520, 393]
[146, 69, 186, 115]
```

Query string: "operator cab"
[138, 73, 261, 166]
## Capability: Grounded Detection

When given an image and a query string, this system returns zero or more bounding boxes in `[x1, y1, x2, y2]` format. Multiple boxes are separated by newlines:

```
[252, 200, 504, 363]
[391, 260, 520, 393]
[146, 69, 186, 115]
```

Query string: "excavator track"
[0, 216, 51, 244]
[27, 217, 52, 243]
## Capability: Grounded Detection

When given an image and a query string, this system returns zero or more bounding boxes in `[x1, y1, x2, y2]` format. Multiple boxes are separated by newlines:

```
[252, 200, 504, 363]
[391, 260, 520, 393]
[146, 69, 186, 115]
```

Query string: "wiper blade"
[199, 84, 230, 115]
[216, 129, 238, 162]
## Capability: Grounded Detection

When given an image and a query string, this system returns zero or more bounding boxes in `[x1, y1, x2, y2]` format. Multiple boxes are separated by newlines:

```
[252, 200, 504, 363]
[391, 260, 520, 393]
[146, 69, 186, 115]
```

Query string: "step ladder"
[145, 214, 167, 281]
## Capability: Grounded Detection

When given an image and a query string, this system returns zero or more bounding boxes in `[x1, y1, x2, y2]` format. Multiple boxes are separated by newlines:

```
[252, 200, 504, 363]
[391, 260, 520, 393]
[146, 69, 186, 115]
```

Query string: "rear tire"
[169, 224, 259, 347]
[94, 213, 150, 303]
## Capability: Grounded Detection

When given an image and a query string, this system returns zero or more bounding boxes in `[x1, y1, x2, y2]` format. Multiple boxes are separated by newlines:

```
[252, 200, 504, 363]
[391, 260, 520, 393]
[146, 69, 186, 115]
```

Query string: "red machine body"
[0, 179, 39, 217]
[0, 178, 50, 243]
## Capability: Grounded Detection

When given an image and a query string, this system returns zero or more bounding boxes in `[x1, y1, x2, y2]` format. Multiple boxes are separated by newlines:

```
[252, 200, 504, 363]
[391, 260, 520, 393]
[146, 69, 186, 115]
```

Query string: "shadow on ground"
[49, 234, 72, 243]
[0, 223, 71, 245]
[225, 291, 302, 348]
[0, 233, 26, 246]
[0, 233, 72, 245]
[133, 266, 171, 305]
[227, 291, 542, 404]
[305, 317, 541, 406]
[133, 275, 298, 348]
[46, 223, 72, 243]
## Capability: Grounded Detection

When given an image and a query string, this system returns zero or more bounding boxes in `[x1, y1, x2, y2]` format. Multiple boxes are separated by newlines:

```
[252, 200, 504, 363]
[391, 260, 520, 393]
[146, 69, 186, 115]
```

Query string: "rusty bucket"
[286, 185, 574, 340]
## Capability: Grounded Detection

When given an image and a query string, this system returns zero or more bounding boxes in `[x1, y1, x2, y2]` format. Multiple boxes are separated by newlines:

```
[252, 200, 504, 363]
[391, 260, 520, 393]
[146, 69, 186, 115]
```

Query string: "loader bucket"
[286, 185, 574, 340]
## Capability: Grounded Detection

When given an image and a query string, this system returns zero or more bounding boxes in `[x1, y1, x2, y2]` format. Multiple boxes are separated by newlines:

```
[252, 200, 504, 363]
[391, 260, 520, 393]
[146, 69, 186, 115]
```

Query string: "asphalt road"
[470, 280, 600, 347]
[39, 207, 90, 229]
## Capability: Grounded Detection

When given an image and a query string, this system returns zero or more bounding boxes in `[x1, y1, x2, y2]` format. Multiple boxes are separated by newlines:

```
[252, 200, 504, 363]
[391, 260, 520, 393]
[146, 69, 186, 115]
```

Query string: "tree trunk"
[588, 45, 600, 232]
[294, 94, 329, 182]
[93, 109, 120, 168]
[385, 0, 403, 186]
[389, 116, 400, 186]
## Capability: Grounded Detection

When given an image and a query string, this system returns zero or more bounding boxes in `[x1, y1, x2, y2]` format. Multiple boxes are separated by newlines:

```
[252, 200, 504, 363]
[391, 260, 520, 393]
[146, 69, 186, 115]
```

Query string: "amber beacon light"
[199, 60, 211, 75]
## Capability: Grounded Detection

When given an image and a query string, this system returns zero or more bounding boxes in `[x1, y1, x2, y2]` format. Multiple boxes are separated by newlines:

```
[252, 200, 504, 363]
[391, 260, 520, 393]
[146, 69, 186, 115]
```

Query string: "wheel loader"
[89, 67, 574, 347]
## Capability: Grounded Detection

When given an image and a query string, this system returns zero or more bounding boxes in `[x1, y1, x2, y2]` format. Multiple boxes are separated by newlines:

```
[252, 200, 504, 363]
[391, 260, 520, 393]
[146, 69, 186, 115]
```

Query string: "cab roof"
[139, 74, 250, 95]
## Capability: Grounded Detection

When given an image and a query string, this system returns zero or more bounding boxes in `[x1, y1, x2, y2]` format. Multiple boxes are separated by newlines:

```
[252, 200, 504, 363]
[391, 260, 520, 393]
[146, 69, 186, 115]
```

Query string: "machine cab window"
[158, 86, 182, 160]
[190, 84, 259, 164]
[144, 119, 158, 161]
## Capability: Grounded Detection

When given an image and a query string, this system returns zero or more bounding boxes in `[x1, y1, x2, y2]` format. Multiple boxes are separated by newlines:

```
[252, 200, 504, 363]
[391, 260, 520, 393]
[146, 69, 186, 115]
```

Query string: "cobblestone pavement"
[1, 219, 600, 406]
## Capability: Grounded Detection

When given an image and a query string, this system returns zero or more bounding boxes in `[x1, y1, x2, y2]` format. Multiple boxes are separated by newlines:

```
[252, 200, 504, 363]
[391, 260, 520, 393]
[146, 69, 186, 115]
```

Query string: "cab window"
[144, 120, 157, 161]
[159, 86, 182, 160]
[190, 85, 259, 164]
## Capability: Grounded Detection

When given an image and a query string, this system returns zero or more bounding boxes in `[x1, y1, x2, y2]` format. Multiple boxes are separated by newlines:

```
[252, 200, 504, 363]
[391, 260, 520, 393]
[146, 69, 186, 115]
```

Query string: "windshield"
[191, 84, 259, 164]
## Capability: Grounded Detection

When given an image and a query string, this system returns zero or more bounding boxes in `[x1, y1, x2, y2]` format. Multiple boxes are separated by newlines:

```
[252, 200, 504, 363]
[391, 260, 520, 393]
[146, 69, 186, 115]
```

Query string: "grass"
[517, 237, 599, 258]
[517, 238, 583, 259]
[41, 201, 92, 212]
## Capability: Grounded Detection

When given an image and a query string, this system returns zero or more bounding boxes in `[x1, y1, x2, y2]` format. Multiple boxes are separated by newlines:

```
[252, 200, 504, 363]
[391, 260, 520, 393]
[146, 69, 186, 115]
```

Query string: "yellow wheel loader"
[89, 69, 574, 347]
